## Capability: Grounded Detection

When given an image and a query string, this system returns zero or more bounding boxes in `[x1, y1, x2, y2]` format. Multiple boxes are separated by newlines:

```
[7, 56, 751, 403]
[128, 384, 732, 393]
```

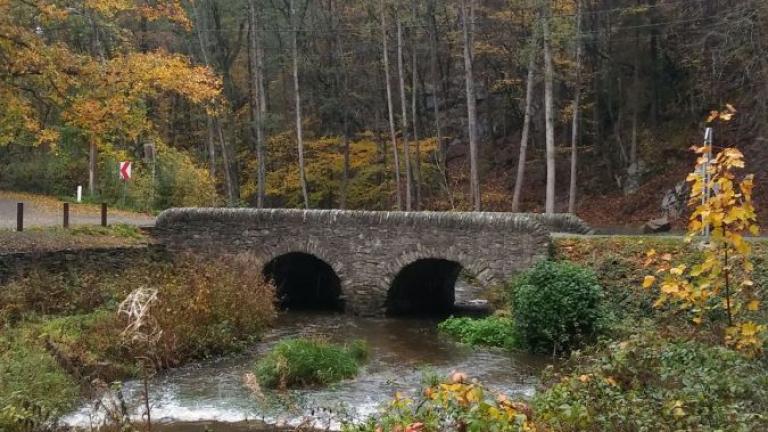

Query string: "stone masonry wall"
[155, 209, 555, 315]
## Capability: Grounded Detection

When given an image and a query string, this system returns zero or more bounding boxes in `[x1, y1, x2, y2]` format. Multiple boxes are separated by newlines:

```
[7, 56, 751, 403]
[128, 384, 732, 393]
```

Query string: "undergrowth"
[0, 252, 276, 429]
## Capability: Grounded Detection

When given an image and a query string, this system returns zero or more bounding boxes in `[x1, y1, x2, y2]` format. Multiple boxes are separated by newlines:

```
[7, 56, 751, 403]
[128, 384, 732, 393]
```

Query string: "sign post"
[118, 161, 132, 207]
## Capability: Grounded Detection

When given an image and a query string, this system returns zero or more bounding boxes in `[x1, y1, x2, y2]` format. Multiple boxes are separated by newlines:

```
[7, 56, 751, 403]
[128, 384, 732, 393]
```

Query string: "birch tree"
[381, 0, 403, 210]
[511, 36, 538, 213]
[461, 0, 481, 211]
[568, 1, 583, 214]
[542, 1, 556, 214]
[290, 0, 309, 209]
[411, 0, 422, 210]
[396, 16, 413, 210]
[248, 0, 267, 208]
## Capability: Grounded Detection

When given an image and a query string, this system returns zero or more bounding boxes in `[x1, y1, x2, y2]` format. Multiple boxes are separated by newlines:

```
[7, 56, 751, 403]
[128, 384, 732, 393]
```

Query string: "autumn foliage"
[0, 0, 220, 151]
[643, 106, 765, 354]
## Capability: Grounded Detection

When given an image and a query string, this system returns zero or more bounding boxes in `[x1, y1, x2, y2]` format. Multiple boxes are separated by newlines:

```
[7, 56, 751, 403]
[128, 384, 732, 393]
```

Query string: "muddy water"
[63, 312, 544, 431]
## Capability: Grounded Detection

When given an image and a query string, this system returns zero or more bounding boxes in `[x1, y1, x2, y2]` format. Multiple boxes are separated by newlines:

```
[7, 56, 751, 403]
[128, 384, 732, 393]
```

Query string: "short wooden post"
[16, 202, 23, 232]
[63, 203, 69, 228]
[101, 203, 107, 227]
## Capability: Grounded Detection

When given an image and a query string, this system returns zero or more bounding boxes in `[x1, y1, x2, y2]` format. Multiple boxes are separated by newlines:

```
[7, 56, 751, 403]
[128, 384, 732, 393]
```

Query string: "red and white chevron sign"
[119, 161, 132, 181]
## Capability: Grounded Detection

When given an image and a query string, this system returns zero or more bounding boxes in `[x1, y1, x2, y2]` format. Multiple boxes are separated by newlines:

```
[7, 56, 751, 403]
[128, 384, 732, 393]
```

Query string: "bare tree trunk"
[411, 0, 422, 210]
[396, 17, 413, 210]
[630, 29, 640, 170]
[193, 0, 233, 202]
[427, 0, 452, 209]
[334, 1, 351, 210]
[88, 12, 105, 197]
[215, 117, 236, 205]
[381, 0, 403, 210]
[291, 0, 309, 209]
[461, 0, 481, 211]
[89, 142, 96, 196]
[206, 116, 216, 178]
[511, 37, 537, 213]
[542, 3, 556, 214]
[568, 1, 583, 214]
[248, 0, 267, 208]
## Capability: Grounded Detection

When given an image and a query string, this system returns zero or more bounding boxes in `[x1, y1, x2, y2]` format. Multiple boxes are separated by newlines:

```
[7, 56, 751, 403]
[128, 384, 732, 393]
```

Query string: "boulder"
[643, 216, 671, 233]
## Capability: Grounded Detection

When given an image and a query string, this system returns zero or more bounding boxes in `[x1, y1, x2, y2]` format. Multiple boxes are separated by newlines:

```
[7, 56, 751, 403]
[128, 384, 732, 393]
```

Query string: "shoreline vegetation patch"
[0, 251, 276, 430]
[438, 315, 517, 349]
[254, 338, 368, 389]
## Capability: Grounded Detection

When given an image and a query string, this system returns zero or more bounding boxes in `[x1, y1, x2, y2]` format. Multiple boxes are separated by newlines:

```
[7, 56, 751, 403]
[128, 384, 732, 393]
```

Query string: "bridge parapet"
[155, 209, 581, 315]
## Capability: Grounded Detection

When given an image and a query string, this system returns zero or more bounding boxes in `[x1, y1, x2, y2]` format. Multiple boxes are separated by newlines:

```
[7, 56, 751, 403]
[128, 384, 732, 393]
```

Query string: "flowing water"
[63, 312, 545, 431]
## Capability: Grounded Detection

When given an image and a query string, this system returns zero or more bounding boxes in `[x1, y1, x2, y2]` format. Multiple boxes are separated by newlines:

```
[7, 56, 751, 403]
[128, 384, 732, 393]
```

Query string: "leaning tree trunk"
[290, 0, 309, 209]
[568, 1, 583, 214]
[542, 4, 556, 214]
[397, 17, 413, 210]
[461, 0, 481, 211]
[381, 0, 403, 210]
[511, 36, 538, 213]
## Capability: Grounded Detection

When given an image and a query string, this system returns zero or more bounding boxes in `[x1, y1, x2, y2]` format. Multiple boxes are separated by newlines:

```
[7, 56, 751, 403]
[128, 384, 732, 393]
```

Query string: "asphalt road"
[0, 199, 155, 229]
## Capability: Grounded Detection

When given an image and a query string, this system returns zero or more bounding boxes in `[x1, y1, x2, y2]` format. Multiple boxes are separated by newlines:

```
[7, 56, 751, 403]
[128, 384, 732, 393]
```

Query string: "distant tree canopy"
[1, 0, 766, 214]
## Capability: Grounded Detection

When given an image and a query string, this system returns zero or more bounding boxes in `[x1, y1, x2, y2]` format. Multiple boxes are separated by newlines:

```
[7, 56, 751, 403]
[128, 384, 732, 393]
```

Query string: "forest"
[1, 0, 767, 223]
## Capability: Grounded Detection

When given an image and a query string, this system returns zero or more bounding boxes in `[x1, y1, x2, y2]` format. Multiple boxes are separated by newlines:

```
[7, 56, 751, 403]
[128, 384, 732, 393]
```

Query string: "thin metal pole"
[16, 202, 23, 232]
[63, 203, 69, 228]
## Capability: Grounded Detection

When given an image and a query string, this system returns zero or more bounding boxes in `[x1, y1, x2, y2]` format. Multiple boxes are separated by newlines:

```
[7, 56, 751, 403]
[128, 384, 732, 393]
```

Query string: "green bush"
[254, 338, 367, 389]
[509, 261, 604, 354]
[438, 315, 517, 349]
[533, 332, 768, 431]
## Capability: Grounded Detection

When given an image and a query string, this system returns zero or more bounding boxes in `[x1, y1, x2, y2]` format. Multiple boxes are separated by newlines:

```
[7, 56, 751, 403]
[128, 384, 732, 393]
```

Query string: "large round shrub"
[510, 260, 603, 354]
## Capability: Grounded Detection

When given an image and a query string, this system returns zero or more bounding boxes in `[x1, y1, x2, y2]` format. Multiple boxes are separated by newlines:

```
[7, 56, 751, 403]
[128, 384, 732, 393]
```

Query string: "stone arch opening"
[385, 258, 463, 316]
[263, 252, 343, 311]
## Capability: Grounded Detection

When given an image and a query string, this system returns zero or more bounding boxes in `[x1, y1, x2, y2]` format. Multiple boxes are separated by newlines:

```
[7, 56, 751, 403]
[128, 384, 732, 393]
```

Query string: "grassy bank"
[0, 223, 149, 254]
[0, 251, 276, 430]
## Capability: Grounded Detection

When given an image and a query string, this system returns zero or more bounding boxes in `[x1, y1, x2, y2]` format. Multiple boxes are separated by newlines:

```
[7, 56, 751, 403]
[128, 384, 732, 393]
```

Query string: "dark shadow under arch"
[385, 258, 462, 316]
[263, 252, 344, 311]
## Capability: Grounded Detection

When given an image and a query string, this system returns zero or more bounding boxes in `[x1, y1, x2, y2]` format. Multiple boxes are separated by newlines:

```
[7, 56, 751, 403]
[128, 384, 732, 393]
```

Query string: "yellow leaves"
[706, 104, 737, 123]
[0, 0, 214, 151]
[642, 275, 656, 289]
[669, 265, 686, 276]
[36, 128, 60, 146]
[578, 374, 591, 383]
[641, 107, 764, 355]
[669, 400, 686, 418]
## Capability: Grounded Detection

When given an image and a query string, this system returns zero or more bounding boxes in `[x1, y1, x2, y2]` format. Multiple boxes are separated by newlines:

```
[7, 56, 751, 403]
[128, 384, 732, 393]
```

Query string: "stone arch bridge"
[154, 209, 591, 316]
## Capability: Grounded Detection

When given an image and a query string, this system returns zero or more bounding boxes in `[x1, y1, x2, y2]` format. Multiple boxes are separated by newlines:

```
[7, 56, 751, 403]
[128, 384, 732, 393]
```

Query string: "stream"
[62, 312, 545, 431]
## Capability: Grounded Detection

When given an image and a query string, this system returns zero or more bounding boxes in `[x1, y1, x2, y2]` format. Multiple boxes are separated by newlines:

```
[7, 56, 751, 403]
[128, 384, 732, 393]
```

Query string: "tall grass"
[254, 338, 368, 389]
